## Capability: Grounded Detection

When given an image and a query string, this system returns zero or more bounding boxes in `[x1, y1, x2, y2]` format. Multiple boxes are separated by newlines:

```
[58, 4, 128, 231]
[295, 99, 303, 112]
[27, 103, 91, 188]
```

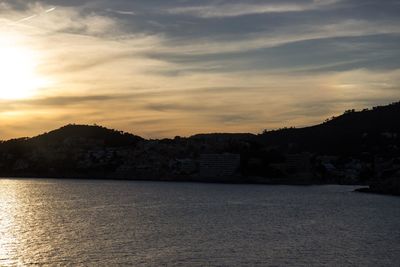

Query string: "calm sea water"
[0, 179, 399, 266]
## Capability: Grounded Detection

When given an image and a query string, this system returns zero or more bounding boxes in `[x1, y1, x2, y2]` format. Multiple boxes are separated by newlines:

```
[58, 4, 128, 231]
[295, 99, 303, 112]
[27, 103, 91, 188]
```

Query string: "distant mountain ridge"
[260, 101, 400, 154]
[1, 101, 399, 144]
[31, 124, 143, 146]
[0, 101, 399, 195]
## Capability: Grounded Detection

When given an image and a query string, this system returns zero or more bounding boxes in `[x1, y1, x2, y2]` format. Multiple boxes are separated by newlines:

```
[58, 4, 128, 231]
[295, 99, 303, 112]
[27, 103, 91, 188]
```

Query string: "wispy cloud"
[0, 0, 399, 139]
[168, 0, 341, 18]
[9, 5, 56, 25]
[106, 8, 135, 16]
[157, 20, 400, 56]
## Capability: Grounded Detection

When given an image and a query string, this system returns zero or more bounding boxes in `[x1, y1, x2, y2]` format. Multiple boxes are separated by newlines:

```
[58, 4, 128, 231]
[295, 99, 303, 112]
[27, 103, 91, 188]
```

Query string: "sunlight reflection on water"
[0, 179, 399, 266]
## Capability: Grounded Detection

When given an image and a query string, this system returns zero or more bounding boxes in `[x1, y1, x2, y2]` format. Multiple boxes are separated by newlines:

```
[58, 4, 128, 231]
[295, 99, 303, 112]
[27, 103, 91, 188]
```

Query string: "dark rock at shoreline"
[355, 176, 400, 196]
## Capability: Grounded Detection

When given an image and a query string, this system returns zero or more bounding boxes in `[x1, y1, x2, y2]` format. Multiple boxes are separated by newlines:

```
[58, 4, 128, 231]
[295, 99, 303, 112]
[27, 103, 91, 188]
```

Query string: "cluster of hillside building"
[0, 132, 399, 187]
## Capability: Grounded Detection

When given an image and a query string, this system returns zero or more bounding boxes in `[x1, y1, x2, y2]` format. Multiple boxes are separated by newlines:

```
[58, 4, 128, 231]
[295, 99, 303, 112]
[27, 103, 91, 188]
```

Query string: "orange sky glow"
[0, 1, 399, 139]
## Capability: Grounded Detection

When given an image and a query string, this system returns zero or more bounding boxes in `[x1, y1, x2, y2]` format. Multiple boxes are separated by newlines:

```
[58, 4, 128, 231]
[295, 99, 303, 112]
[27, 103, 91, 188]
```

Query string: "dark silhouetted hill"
[30, 124, 143, 147]
[0, 124, 143, 149]
[0, 102, 398, 195]
[0, 125, 144, 177]
[260, 101, 400, 155]
[190, 133, 256, 141]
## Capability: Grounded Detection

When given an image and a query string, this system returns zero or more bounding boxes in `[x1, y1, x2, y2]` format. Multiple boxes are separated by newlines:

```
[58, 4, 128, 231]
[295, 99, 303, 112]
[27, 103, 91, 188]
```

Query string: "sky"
[0, 0, 399, 139]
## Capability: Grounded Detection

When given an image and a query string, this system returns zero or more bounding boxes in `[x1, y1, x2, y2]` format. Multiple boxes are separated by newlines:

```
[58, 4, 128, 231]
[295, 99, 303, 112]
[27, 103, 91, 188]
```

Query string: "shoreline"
[0, 174, 364, 186]
[0, 176, 400, 197]
[4, 175, 398, 197]
[354, 186, 400, 197]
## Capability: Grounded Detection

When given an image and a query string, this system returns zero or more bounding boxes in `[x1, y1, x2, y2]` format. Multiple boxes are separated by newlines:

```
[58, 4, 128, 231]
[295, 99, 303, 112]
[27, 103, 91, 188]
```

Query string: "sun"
[0, 43, 49, 100]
